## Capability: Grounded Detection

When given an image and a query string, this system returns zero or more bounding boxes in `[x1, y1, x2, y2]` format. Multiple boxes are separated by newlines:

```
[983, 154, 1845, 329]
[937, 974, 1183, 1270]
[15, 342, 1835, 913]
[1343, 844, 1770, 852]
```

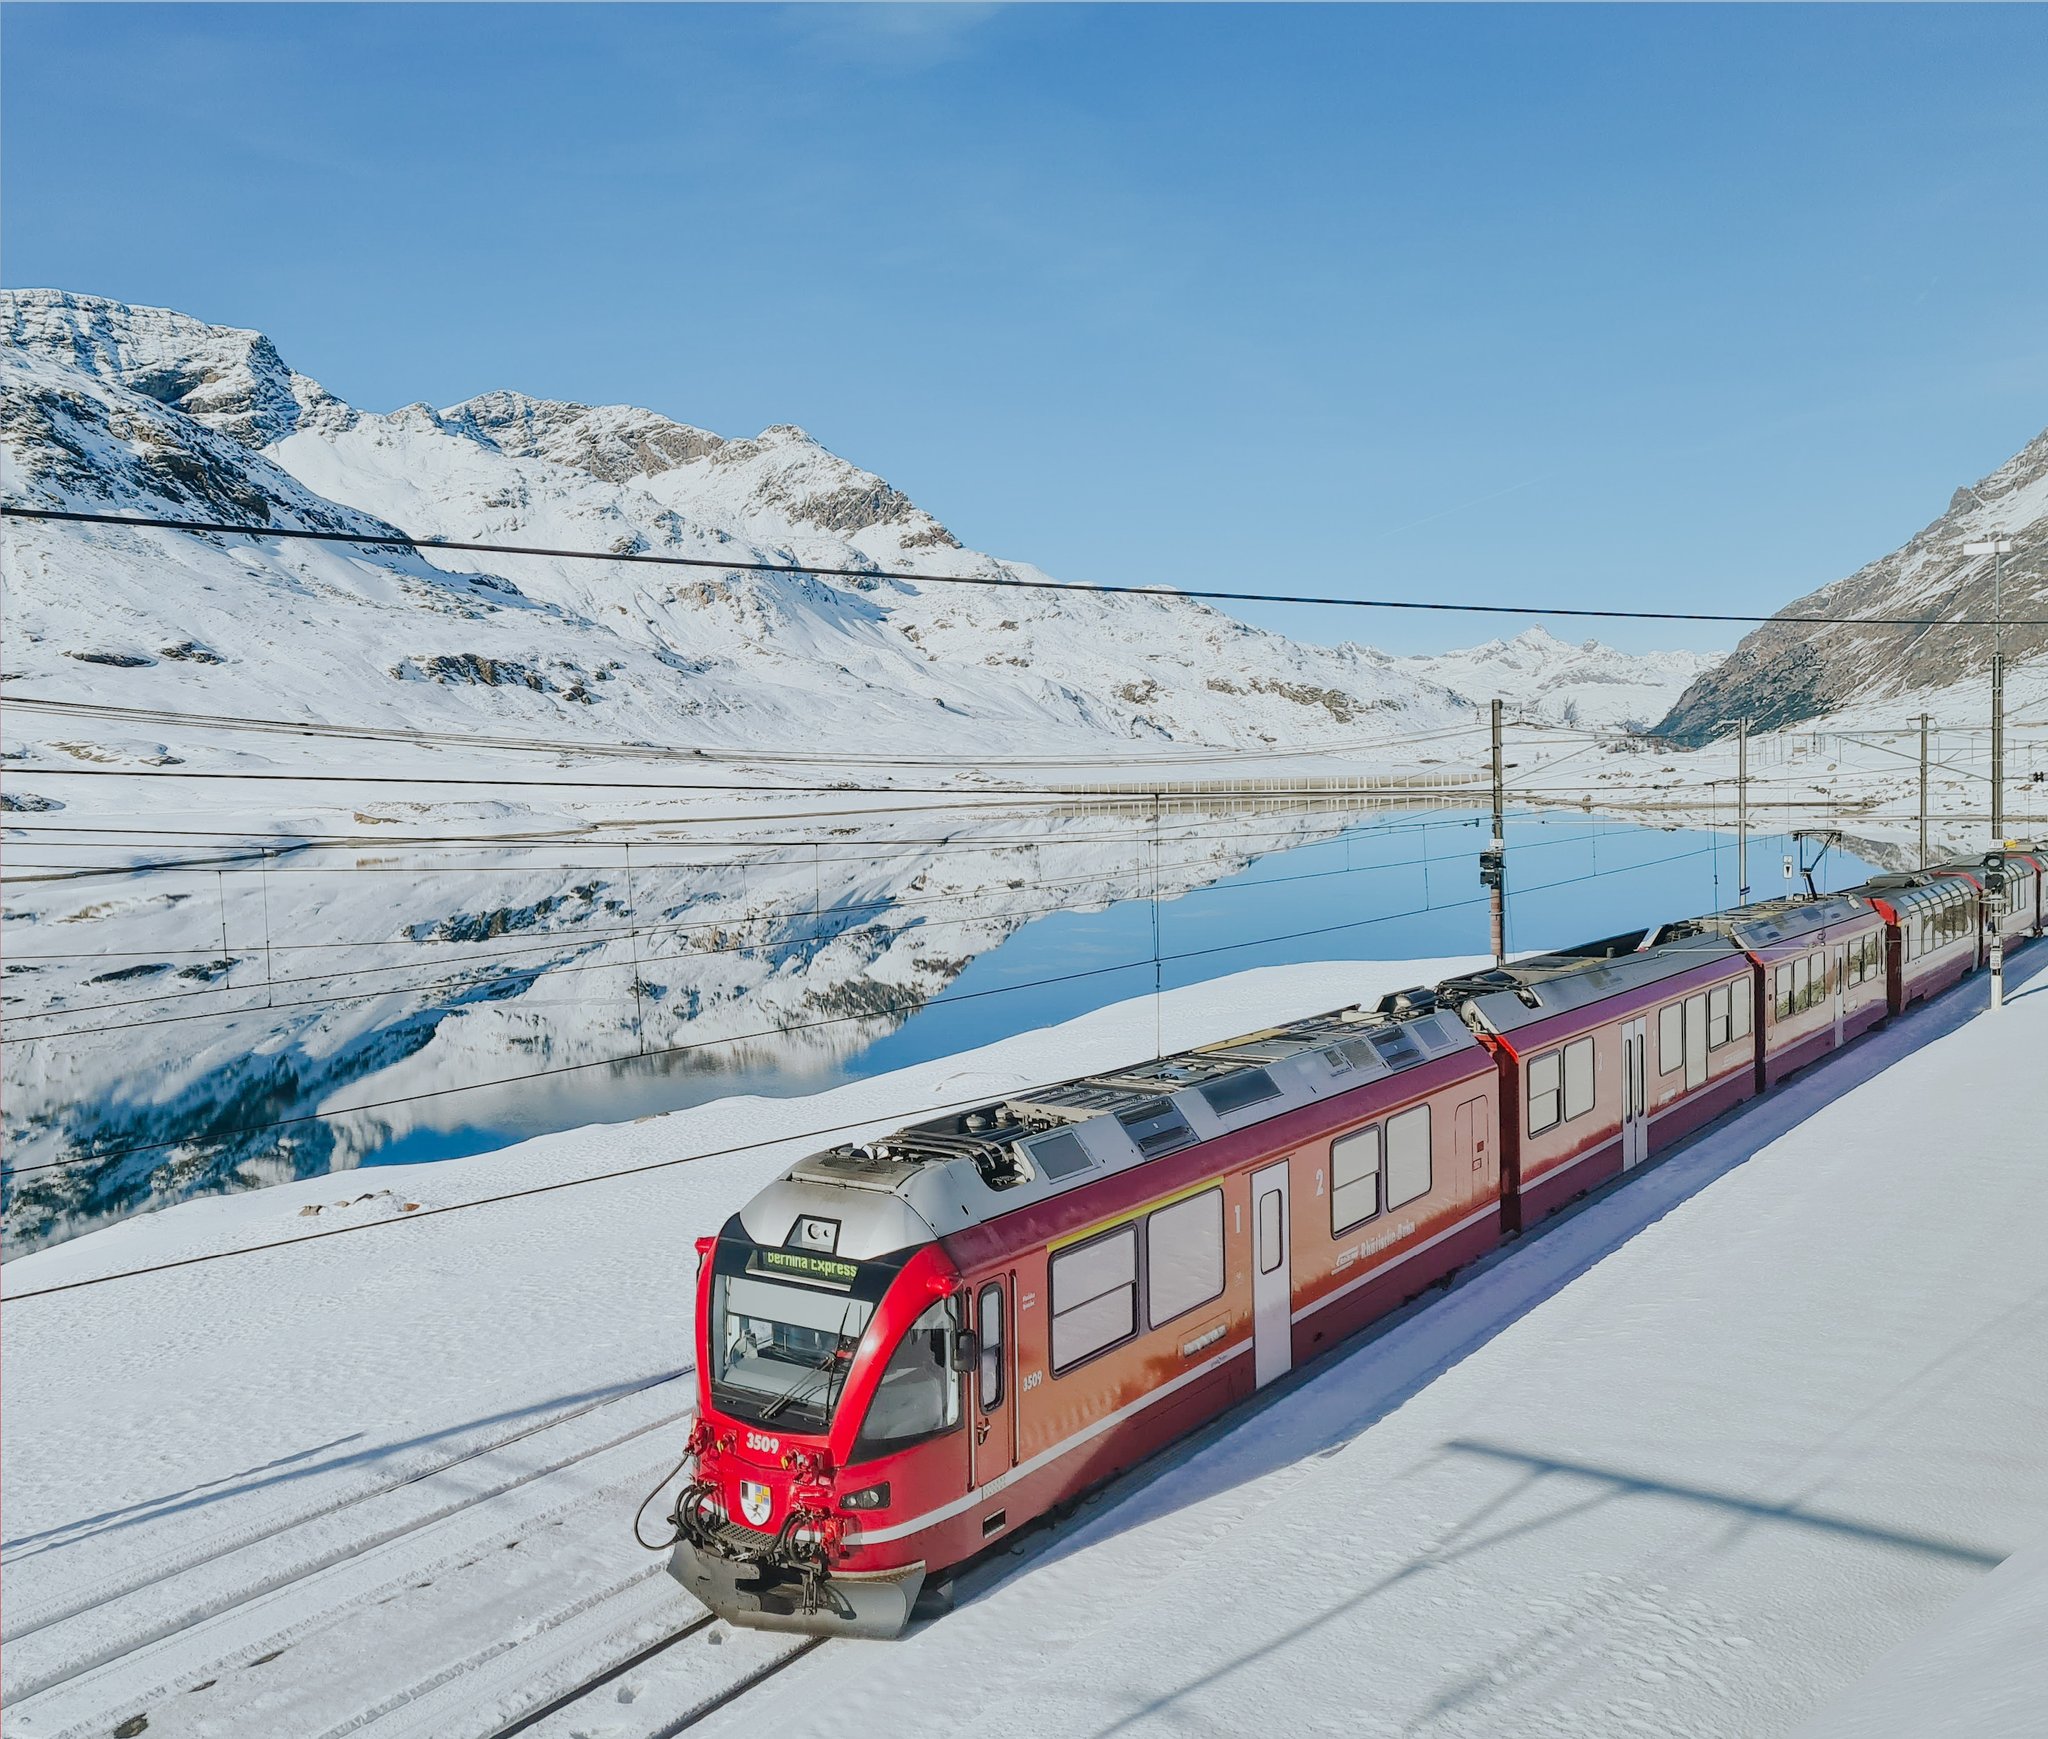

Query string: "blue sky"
[5, 2, 2044, 654]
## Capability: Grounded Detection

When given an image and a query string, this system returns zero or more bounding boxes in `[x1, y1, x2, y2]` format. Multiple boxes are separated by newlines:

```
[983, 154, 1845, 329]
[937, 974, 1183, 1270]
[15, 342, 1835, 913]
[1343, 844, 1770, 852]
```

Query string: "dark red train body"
[664, 845, 2044, 1637]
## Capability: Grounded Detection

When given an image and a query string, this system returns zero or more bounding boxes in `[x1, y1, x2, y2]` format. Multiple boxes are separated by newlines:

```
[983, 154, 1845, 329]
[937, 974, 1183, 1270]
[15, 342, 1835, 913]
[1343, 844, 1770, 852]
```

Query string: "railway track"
[1, 1365, 694, 1646]
[0, 1374, 698, 1716]
[482, 1616, 825, 1739]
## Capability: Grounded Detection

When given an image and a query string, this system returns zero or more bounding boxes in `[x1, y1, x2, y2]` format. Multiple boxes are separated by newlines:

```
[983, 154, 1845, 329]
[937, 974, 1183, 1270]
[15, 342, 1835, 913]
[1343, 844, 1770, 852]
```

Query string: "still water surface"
[369, 810, 1879, 1169]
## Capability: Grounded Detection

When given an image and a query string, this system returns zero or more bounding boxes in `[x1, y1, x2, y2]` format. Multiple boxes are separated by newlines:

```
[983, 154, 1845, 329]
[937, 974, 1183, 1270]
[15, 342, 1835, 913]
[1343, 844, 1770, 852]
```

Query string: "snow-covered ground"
[5, 950, 2044, 1739]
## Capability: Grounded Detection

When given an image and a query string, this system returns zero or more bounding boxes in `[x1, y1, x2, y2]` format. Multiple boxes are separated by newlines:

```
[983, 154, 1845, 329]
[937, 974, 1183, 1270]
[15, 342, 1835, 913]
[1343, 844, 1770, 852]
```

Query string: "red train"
[660, 844, 2044, 1636]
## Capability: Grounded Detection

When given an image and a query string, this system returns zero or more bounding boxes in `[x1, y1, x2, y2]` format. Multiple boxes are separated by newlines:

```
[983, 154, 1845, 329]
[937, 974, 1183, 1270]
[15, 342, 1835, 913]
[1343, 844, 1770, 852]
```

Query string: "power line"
[7, 813, 1595, 1045]
[7, 504, 2045, 628]
[2, 834, 1726, 1191]
[1, 693, 1492, 771]
[3, 837, 1781, 1299]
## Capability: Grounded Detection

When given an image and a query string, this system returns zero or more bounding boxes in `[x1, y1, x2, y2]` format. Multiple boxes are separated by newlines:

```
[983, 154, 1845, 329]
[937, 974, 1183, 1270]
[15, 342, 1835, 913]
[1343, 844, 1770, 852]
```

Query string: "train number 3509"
[745, 1430, 782, 1455]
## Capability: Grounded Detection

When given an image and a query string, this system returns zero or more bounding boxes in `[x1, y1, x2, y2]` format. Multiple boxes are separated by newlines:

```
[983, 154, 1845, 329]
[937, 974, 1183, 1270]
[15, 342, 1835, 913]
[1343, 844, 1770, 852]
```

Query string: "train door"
[1832, 944, 1847, 1047]
[971, 1278, 1013, 1489]
[1620, 1017, 1648, 1169]
[1250, 1162, 1292, 1388]
[1682, 994, 1708, 1092]
[1454, 1095, 1491, 1200]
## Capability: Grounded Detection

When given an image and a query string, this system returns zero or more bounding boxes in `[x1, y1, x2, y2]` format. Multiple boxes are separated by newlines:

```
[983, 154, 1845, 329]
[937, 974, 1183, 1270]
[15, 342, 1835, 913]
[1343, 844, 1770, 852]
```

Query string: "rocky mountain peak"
[1656, 426, 2048, 745]
[3, 288, 311, 451]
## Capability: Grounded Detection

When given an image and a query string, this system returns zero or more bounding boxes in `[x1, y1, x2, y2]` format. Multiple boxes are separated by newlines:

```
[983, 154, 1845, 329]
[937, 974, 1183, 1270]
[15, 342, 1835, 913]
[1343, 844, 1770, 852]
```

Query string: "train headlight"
[839, 1482, 891, 1512]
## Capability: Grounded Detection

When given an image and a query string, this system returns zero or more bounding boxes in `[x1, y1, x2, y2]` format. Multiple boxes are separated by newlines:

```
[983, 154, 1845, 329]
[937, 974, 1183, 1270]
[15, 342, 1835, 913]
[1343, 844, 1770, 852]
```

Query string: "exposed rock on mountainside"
[2, 288, 1714, 755]
[1657, 430, 2048, 745]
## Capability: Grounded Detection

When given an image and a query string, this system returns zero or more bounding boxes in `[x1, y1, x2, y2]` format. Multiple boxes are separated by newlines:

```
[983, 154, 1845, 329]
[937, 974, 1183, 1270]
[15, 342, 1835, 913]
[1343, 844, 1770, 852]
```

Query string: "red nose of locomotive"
[694, 1422, 831, 1539]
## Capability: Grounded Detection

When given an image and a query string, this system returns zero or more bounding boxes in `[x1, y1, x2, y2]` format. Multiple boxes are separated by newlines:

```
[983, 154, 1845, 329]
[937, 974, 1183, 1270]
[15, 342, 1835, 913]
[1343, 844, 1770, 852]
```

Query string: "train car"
[667, 993, 1499, 1638]
[1856, 873, 1982, 1012]
[1660, 894, 1889, 1088]
[1925, 848, 2046, 948]
[1438, 927, 1756, 1234]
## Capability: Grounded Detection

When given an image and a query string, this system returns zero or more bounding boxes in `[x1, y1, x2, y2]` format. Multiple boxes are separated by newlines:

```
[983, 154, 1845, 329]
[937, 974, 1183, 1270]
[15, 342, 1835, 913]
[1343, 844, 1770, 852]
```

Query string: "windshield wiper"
[756, 1302, 862, 1423]
[758, 1348, 842, 1421]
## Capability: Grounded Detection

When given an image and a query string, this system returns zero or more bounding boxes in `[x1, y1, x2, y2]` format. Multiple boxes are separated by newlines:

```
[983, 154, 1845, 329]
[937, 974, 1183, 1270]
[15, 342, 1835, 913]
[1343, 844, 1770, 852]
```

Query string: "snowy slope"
[1403, 625, 1719, 729]
[4, 953, 2043, 1739]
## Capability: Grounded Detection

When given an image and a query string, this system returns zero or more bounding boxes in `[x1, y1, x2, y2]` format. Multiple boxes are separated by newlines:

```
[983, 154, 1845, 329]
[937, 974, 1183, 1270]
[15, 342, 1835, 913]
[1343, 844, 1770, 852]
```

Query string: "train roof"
[738, 989, 1485, 1259]
[1852, 872, 1976, 913]
[1436, 926, 1744, 1036]
[1926, 846, 2043, 876]
[1656, 891, 1875, 951]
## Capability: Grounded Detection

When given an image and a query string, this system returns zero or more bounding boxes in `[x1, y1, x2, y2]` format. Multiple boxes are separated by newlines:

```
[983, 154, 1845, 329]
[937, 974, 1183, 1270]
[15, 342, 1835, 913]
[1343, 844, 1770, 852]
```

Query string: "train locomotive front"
[666, 1165, 978, 1639]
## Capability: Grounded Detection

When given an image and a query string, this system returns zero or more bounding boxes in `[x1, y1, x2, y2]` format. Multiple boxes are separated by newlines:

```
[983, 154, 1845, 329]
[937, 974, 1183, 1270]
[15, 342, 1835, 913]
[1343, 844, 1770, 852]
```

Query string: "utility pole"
[1736, 717, 1750, 903]
[1965, 535, 2017, 844]
[1483, 698, 1507, 967]
[1916, 713, 1931, 869]
[1985, 851, 2009, 1012]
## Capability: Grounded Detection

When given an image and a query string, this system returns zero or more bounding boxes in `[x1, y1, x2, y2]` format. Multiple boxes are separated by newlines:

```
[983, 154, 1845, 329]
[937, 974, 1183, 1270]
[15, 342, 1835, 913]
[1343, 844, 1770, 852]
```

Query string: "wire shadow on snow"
[0, 1431, 363, 1555]
[0, 1369, 679, 1563]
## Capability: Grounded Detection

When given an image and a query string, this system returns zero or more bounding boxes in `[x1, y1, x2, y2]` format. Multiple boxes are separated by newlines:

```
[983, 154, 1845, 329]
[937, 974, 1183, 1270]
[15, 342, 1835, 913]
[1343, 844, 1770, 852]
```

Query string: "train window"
[1527, 1051, 1563, 1135]
[1791, 954, 1810, 1012]
[1731, 978, 1752, 1038]
[1146, 1190, 1225, 1326]
[1808, 951, 1827, 1007]
[1386, 1105, 1432, 1209]
[852, 1298, 961, 1457]
[1116, 1099, 1198, 1158]
[1029, 1130, 1095, 1182]
[1658, 1002, 1683, 1073]
[976, 1283, 1004, 1411]
[711, 1274, 875, 1434]
[1199, 1069, 1280, 1118]
[1049, 1226, 1138, 1373]
[1707, 984, 1731, 1048]
[1774, 964, 1792, 1019]
[1331, 1125, 1382, 1234]
[1562, 1038, 1595, 1121]
[1257, 1188, 1283, 1274]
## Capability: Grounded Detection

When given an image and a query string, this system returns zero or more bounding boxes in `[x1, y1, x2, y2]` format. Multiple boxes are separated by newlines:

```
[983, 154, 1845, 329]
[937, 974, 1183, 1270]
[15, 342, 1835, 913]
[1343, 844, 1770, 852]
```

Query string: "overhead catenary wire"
[1, 835, 1747, 1194]
[6, 504, 2045, 628]
[0, 817, 1836, 1044]
[0, 693, 1494, 771]
[2, 838, 1779, 1299]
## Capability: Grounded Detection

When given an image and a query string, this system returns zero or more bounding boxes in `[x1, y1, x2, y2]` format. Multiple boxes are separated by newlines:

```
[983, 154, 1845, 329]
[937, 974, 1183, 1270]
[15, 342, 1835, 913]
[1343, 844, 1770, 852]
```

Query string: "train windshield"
[710, 1272, 875, 1434]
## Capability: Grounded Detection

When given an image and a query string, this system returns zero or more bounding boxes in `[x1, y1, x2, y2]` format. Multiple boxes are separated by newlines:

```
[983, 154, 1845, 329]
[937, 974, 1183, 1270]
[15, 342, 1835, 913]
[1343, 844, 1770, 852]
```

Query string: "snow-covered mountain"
[1402, 627, 1719, 730]
[1, 289, 1482, 756]
[1, 290, 1730, 760]
[1657, 427, 2048, 746]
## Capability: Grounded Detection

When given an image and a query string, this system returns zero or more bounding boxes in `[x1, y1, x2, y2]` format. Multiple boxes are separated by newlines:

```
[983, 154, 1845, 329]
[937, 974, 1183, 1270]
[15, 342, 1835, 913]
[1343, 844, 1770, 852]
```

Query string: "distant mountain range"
[1657, 427, 2048, 745]
[1, 289, 1712, 756]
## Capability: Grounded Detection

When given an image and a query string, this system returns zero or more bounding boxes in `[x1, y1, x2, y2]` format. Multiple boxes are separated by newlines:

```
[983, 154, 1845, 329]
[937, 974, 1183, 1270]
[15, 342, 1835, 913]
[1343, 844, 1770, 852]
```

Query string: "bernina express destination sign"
[752, 1248, 861, 1285]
